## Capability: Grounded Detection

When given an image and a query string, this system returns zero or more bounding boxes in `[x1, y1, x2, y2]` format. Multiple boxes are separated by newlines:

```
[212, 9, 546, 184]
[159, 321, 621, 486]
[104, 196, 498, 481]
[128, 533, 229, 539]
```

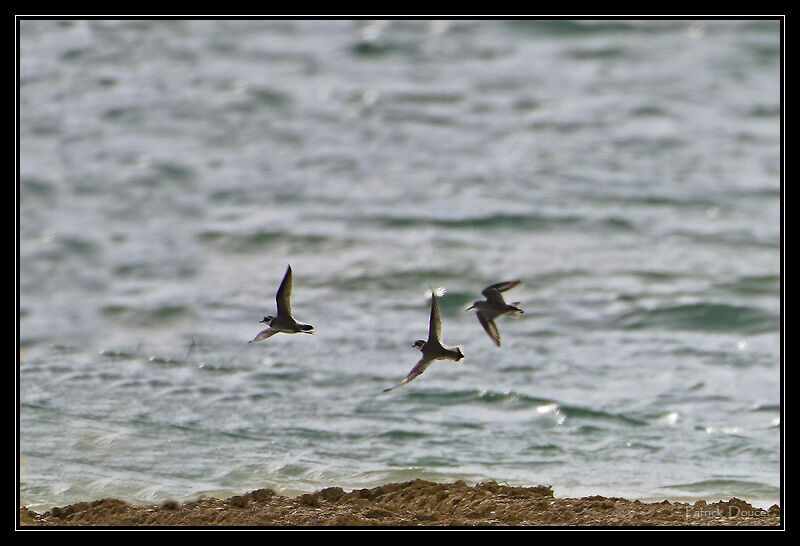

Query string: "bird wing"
[249, 328, 279, 343]
[275, 265, 293, 318]
[481, 286, 507, 306]
[427, 292, 442, 344]
[476, 312, 501, 347]
[383, 357, 434, 392]
[488, 280, 521, 293]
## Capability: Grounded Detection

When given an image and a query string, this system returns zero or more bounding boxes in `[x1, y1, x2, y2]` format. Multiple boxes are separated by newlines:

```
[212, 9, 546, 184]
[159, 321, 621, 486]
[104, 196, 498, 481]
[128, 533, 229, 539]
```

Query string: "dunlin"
[249, 265, 314, 343]
[383, 290, 464, 392]
[466, 280, 523, 347]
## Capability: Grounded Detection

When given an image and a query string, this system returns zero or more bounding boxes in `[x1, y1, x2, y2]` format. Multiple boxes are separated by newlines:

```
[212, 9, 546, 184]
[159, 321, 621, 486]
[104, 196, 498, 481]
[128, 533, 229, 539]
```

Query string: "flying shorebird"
[466, 280, 523, 347]
[383, 290, 464, 392]
[249, 265, 314, 343]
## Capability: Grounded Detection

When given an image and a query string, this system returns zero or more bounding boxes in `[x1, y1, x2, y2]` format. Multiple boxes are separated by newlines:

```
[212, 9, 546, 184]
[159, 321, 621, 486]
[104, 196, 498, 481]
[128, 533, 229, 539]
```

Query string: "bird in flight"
[249, 265, 314, 343]
[466, 280, 523, 347]
[383, 290, 464, 392]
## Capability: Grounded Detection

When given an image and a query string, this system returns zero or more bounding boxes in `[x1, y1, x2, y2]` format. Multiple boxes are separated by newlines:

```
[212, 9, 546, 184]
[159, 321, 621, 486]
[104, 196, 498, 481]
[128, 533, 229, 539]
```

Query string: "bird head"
[412, 340, 426, 349]
[260, 316, 274, 324]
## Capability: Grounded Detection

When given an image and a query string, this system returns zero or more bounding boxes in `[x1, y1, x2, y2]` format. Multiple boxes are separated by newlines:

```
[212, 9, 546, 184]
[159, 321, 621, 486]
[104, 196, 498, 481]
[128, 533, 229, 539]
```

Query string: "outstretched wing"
[481, 287, 505, 306]
[482, 280, 520, 306]
[383, 357, 434, 392]
[476, 312, 501, 347]
[481, 279, 520, 296]
[275, 265, 293, 318]
[487, 280, 520, 293]
[427, 292, 442, 344]
[249, 328, 279, 343]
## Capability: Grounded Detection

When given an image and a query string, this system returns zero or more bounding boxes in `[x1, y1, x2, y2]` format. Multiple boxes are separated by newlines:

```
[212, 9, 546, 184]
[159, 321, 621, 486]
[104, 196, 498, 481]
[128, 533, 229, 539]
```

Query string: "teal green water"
[19, 19, 780, 512]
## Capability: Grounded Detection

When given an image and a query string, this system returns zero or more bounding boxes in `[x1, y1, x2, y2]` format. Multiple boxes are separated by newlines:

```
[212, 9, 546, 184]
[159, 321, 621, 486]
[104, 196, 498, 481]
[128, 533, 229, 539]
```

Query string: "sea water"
[19, 19, 781, 512]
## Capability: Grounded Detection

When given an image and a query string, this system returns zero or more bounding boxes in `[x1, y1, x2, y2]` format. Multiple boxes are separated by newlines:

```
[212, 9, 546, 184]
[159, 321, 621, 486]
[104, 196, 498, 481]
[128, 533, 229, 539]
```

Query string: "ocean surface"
[19, 19, 782, 512]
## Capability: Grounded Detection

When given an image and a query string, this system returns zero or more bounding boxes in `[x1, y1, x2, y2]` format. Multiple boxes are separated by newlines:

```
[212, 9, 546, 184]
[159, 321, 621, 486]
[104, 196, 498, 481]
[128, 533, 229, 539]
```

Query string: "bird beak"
[465, 305, 474, 311]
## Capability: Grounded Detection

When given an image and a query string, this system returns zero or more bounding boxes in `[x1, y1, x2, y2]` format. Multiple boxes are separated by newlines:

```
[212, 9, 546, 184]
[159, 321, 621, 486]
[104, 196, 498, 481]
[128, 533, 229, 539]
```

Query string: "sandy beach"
[20, 479, 781, 527]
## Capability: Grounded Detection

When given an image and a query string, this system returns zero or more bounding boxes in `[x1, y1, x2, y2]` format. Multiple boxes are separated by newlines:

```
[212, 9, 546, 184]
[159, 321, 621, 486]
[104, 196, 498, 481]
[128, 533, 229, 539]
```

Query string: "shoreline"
[20, 479, 781, 527]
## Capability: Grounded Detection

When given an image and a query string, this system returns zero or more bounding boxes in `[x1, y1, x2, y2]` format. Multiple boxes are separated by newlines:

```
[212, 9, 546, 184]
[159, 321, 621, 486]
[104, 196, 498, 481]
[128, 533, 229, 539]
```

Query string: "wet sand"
[20, 479, 781, 527]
